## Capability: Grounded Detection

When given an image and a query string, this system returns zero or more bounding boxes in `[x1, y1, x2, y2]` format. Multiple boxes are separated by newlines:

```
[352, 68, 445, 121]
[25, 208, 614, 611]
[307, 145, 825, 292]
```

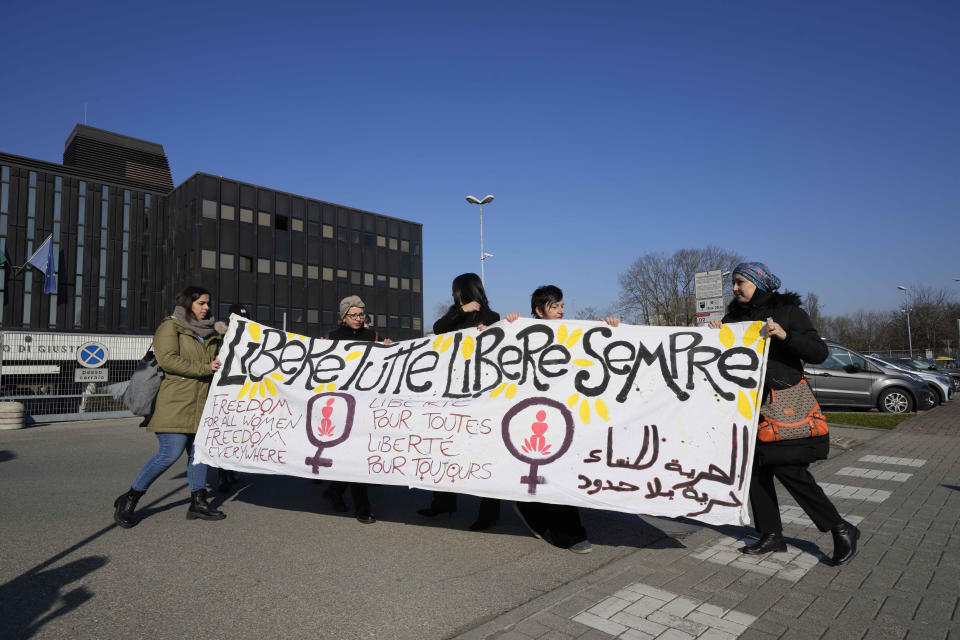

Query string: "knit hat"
[339, 295, 365, 320]
[733, 262, 781, 292]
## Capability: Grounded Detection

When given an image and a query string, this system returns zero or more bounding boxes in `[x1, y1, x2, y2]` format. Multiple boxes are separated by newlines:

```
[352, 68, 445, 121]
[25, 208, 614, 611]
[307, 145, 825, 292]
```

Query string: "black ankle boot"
[740, 532, 787, 555]
[113, 488, 145, 529]
[187, 489, 226, 521]
[831, 521, 859, 566]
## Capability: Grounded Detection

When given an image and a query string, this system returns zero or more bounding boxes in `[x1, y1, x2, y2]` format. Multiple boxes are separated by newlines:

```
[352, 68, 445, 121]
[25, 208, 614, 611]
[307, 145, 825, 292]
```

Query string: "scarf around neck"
[173, 306, 217, 338]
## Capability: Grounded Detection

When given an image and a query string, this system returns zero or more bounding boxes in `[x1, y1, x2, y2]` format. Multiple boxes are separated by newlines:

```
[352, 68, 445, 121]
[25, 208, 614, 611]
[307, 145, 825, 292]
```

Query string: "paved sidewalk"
[455, 405, 960, 640]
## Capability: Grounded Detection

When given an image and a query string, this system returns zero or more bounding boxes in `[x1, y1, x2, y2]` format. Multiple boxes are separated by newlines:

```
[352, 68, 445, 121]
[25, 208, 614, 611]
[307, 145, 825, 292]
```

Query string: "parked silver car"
[866, 355, 952, 405]
[893, 358, 960, 393]
[805, 341, 935, 413]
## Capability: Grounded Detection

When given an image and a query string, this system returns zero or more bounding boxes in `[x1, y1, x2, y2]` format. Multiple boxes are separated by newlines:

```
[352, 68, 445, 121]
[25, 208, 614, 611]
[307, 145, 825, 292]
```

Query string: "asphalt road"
[0, 418, 677, 640]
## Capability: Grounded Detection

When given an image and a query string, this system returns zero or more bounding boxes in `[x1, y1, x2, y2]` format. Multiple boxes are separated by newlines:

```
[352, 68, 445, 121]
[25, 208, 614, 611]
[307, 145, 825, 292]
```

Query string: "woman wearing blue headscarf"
[710, 262, 859, 566]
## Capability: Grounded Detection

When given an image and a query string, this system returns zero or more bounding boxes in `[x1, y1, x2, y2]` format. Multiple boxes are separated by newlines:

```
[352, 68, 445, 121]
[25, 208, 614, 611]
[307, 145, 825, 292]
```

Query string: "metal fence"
[0, 330, 153, 423]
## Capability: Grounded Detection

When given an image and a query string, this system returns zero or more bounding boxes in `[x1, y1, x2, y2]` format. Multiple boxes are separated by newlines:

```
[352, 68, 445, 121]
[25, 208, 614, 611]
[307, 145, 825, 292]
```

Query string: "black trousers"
[327, 481, 371, 514]
[750, 436, 841, 534]
[427, 491, 500, 521]
[515, 502, 587, 548]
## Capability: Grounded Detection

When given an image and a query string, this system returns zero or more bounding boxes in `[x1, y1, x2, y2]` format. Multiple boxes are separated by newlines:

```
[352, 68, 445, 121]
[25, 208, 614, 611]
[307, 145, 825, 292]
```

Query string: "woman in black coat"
[418, 273, 502, 531]
[711, 262, 859, 566]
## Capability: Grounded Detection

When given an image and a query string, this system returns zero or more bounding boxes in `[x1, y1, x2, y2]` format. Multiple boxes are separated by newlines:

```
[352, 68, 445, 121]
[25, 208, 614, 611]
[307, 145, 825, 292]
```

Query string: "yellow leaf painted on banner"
[258, 381, 267, 397]
[756, 337, 766, 354]
[286, 332, 296, 339]
[248, 323, 261, 341]
[270, 373, 284, 381]
[461, 335, 475, 359]
[432, 335, 444, 350]
[750, 389, 759, 407]
[505, 383, 518, 399]
[567, 393, 580, 408]
[738, 390, 753, 420]
[573, 359, 594, 367]
[579, 399, 591, 424]
[565, 328, 583, 349]
[743, 321, 763, 346]
[491, 383, 508, 398]
[326, 383, 337, 391]
[248, 382, 259, 400]
[440, 336, 453, 353]
[719, 324, 734, 348]
[237, 381, 251, 399]
[595, 398, 610, 422]
[313, 385, 325, 393]
[264, 378, 277, 395]
[557, 325, 568, 344]
[345, 351, 362, 361]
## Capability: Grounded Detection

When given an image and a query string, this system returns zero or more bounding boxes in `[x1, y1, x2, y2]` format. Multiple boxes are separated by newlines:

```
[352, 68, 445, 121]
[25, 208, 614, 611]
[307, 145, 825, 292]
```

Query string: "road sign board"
[696, 297, 724, 313]
[76, 341, 109, 368]
[75, 368, 108, 382]
[695, 311, 725, 327]
[694, 270, 724, 299]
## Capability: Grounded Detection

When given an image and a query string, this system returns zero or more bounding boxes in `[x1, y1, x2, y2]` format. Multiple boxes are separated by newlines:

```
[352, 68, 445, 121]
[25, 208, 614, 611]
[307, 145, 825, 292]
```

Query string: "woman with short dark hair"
[112, 285, 226, 528]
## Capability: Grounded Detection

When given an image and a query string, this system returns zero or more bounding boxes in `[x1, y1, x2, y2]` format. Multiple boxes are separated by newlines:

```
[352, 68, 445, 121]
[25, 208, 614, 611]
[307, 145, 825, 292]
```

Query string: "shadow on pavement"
[941, 484, 960, 492]
[0, 556, 108, 640]
[0, 449, 16, 464]
[0, 483, 188, 639]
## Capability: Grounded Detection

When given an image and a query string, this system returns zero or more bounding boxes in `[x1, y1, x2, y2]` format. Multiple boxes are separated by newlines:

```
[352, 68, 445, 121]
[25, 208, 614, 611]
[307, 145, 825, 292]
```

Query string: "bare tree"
[617, 246, 744, 326]
[570, 305, 613, 321]
[804, 292, 823, 332]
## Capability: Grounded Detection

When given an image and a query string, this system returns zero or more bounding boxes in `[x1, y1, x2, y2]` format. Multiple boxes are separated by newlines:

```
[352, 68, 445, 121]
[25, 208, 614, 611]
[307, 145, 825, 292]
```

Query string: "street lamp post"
[465, 195, 494, 285]
[897, 286, 913, 358]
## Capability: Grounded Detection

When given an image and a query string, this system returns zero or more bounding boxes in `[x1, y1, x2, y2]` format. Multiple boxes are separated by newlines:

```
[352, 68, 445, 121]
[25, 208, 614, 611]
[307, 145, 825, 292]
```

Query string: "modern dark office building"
[0, 125, 423, 339]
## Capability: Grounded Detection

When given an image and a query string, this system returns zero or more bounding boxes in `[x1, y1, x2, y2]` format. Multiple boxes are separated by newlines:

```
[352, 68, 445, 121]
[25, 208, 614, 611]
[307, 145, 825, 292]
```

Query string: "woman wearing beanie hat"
[321, 295, 391, 523]
[709, 262, 859, 566]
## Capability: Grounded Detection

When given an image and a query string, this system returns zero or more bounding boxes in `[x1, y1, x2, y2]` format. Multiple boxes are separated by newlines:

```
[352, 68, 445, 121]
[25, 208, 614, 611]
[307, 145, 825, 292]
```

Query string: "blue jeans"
[132, 433, 208, 493]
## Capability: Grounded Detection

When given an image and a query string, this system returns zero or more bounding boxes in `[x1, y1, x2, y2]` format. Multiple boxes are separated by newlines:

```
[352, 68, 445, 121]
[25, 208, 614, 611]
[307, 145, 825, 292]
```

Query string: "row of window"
[215, 302, 422, 332]
[202, 199, 418, 253]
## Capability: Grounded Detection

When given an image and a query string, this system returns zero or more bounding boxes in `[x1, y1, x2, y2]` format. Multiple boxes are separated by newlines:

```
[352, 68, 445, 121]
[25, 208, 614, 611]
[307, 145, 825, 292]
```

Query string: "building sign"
[694, 270, 724, 300]
[194, 317, 770, 526]
[0, 332, 149, 362]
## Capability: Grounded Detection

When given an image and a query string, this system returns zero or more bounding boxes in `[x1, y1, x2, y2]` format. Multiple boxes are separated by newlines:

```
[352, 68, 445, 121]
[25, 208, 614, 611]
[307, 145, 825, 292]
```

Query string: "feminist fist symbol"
[318, 399, 337, 437]
[521, 411, 552, 455]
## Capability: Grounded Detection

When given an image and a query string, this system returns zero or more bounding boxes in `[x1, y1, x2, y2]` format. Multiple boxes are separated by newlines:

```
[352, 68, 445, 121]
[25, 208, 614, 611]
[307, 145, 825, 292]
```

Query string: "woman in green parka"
[113, 286, 226, 528]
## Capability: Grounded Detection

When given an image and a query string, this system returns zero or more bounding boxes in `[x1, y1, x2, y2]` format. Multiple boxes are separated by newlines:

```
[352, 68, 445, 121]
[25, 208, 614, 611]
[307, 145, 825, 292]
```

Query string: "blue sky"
[2, 1, 957, 323]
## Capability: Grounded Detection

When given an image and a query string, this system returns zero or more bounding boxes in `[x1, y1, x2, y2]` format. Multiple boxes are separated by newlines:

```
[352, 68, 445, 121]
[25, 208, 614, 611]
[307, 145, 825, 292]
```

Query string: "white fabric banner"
[194, 316, 769, 525]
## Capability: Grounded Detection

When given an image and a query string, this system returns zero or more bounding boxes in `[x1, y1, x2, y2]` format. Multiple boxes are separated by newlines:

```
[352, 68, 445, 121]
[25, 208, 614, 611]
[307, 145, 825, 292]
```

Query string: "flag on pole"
[26, 234, 57, 294]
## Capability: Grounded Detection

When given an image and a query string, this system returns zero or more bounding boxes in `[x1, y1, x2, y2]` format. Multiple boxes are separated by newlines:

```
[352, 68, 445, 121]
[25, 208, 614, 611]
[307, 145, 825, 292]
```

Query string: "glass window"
[336, 269, 348, 282]
[257, 305, 271, 322]
[275, 215, 289, 231]
[221, 204, 236, 220]
[308, 309, 319, 323]
[275, 307, 287, 322]
[389, 238, 398, 251]
[240, 208, 254, 223]
[307, 265, 319, 279]
[337, 228, 348, 243]
[201, 250, 217, 269]
[376, 275, 387, 288]
[239, 255, 253, 271]
[292, 263, 303, 277]
[413, 317, 422, 331]
[322, 224, 334, 238]
[378, 314, 386, 327]
[292, 218, 303, 232]
[258, 258, 271, 273]
[377, 235, 386, 248]
[308, 222, 320, 236]
[389, 315, 399, 328]
[401, 240, 409, 252]
[351, 271, 361, 285]
[413, 278, 421, 293]
[323, 310, 334, 325]
[401, 278, 410, 290]
[389, 276, 398, 289]
[322, 267, 333, 280]
[364, 273, 374, 286]
[220, 253, 235, 269]
[202, 200, 217, 219]
[363, 234, 374, 247]
[401, 316, 411, 329]
[275, 261, 287, 276]
[259, 212, 271, 226]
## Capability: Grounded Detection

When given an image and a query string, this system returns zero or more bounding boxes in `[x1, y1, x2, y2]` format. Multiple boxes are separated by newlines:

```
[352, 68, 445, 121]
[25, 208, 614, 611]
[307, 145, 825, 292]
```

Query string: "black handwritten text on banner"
[194, 318, 769, 525]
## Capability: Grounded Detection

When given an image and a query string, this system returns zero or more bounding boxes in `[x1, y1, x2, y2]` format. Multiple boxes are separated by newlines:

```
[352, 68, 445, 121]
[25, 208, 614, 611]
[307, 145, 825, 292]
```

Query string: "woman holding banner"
[112, 286, 226, 528]
[418, 273, 505, 531]
[709, 262, 859, 566]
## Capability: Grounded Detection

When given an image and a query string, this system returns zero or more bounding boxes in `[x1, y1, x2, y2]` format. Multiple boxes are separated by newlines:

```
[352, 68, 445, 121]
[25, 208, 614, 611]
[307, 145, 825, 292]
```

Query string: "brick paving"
[455, 402, 960, 640]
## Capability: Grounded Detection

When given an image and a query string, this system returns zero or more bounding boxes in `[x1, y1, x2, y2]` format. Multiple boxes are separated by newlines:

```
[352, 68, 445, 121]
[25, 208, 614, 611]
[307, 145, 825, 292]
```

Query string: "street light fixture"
[465, 195, 494, 285]
[897, 286, 913, 358]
